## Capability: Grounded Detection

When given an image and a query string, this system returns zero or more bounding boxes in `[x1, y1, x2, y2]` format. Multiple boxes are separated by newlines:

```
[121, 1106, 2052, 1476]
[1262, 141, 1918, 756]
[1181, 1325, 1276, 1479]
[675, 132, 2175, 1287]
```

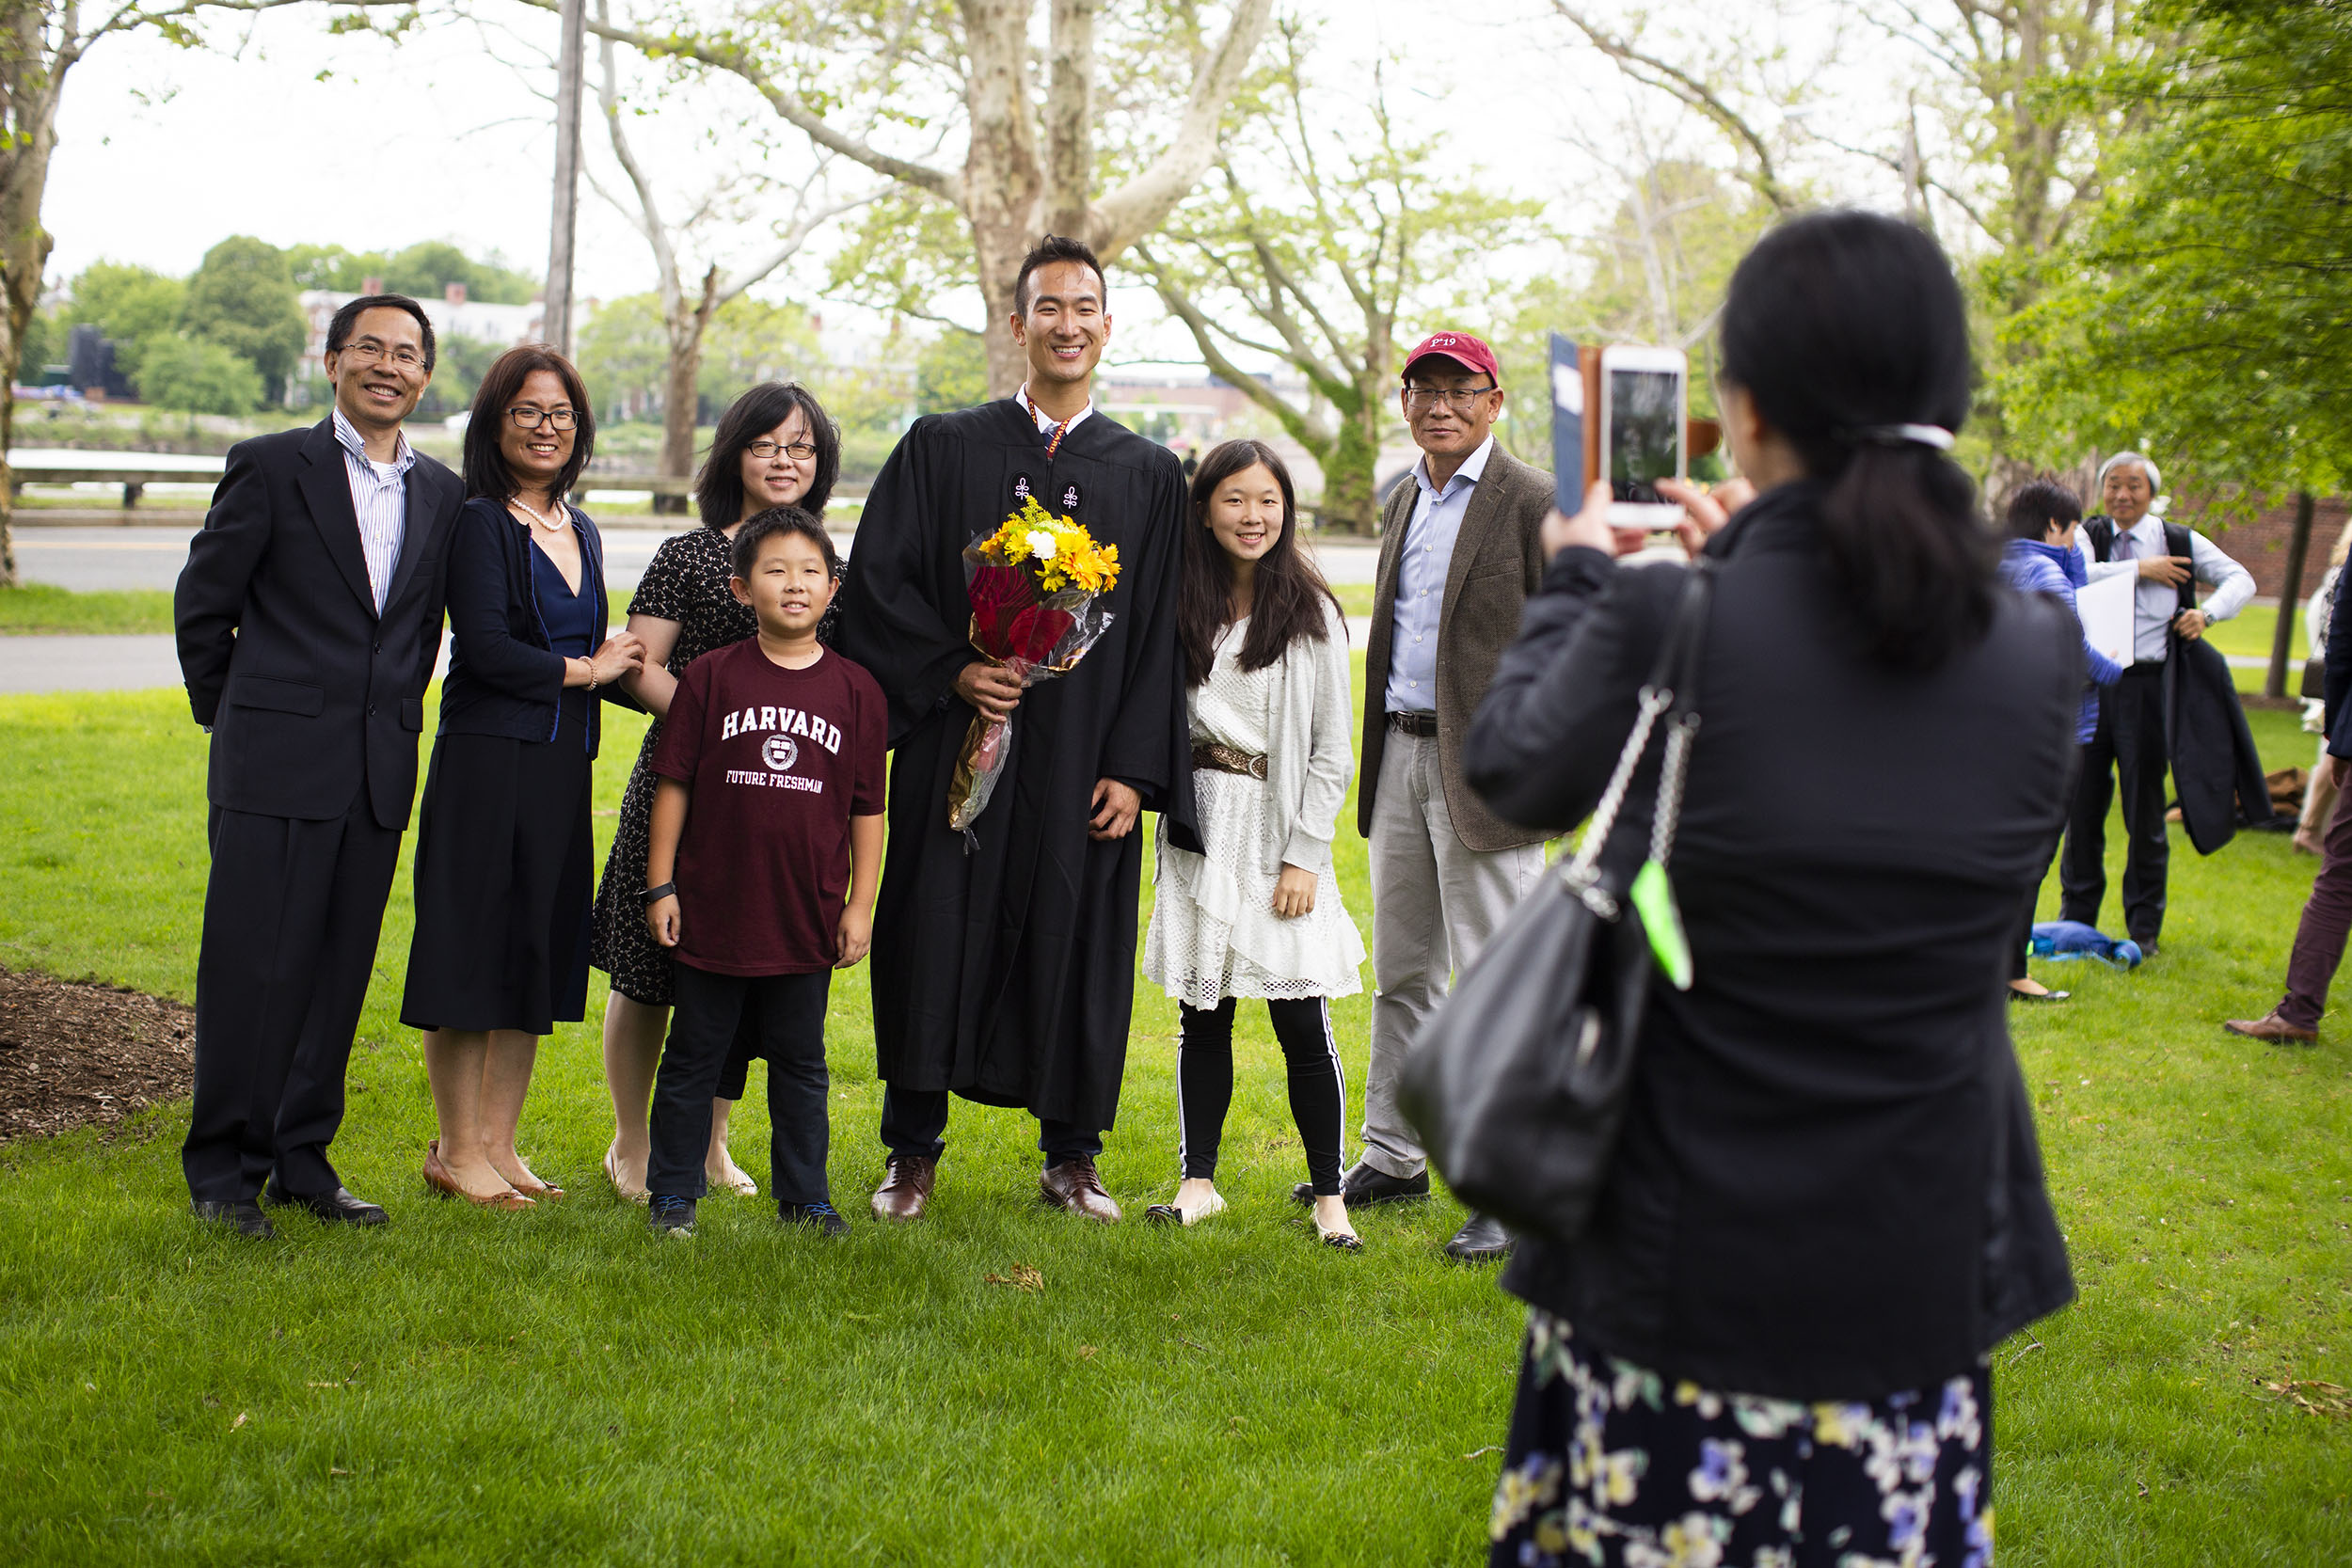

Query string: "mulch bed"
[0, 964, 194, 1142]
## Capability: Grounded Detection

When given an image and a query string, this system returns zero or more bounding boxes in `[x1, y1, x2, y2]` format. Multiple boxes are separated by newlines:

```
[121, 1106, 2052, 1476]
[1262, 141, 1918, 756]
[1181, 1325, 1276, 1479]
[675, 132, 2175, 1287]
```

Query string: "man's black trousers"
[183, 797, 403, 1205]
[2060, 665, 2170, 943]
[879, 1087, 1102, 1167]
[649, 964, 832, 1206]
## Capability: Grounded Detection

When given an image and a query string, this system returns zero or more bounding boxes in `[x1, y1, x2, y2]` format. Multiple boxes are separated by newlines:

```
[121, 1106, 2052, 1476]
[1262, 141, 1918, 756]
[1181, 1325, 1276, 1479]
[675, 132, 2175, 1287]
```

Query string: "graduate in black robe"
[834, 237, 1199, 1223]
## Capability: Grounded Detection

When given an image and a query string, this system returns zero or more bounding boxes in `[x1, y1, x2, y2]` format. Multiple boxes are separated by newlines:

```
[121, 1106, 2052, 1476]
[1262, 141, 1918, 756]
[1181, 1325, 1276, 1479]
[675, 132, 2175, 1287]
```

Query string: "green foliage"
[1489, 161, 1768, 467]
[1997, 0, 2352, 502]
[825, 191, 979, 324]
[286, 241, 541, 306]
[135, 334, 262, 416]
[1140, 22, 1537, 529]
[15, 309, 52, 381]
[180, 237, 306, 404]
[413, 334, 510, 422]
[574, 294, 671, 419]
[574, 293, 827, 427]
[0, 683, 2347, 1562]
[61, 261, 187, 381]
[914, 329, 988, 414]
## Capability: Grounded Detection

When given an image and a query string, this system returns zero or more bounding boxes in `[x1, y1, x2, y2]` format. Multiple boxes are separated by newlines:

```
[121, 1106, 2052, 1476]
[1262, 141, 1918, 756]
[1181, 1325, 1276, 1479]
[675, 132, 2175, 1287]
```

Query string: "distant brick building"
[2189, 494, 2351, 601]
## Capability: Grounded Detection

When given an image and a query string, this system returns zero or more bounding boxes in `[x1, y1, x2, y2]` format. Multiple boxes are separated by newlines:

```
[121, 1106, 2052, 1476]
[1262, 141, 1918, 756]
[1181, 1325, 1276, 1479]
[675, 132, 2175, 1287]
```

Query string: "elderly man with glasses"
[1309, 332, 1553, 1261]
[173, 293, 466, 1239]
[2062, 451, 2256, 958]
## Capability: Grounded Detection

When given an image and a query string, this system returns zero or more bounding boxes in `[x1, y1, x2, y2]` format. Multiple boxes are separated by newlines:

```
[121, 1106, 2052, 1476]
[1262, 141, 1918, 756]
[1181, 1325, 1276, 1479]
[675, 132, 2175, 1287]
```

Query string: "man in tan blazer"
[1336, 331, 1551, 1261]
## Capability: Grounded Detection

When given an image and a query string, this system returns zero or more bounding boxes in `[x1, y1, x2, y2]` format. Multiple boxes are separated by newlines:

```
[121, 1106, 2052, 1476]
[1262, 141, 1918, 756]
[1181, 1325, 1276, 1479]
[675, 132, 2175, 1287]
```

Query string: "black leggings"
[1177, 997, 1345, 1196]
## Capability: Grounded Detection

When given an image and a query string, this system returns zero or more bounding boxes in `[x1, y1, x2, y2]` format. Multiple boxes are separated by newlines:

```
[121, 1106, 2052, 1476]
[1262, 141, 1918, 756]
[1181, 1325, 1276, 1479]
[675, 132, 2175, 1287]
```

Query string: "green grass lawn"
[0, 673, 2346, 1564]
[0, 582, 176, 635]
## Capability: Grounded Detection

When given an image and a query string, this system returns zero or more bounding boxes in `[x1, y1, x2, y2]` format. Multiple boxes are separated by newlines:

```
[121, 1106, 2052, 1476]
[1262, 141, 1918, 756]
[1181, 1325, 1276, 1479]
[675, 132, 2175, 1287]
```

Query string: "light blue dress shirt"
[1383, 435, 1495, 715]
[329, 406, 415, 614]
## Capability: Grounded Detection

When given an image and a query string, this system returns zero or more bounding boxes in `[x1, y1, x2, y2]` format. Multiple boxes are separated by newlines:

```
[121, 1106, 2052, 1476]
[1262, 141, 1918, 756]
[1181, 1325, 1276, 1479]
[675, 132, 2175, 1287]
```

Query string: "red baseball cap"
[1402, 331, 1501, 384]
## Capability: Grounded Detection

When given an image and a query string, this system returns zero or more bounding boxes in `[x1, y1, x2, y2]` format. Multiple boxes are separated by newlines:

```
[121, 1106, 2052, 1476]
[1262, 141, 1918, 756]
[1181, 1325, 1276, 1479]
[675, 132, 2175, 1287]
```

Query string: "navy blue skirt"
[401, 705, 594, 1036]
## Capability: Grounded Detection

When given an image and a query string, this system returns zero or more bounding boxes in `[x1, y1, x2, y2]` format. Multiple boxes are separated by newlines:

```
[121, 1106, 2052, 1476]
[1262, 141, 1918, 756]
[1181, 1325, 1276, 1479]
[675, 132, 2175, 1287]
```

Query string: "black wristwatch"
[642, 881, 676, 904]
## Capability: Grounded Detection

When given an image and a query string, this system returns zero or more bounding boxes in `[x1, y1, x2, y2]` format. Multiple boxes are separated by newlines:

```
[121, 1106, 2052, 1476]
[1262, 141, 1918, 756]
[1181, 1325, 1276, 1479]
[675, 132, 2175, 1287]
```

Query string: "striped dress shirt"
[330, 407, 416, 614]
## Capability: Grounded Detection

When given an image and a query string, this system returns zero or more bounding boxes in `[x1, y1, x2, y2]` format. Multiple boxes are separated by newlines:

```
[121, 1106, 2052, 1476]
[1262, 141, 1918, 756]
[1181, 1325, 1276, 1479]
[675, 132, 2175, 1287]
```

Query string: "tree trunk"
[655, 274, 718, 516]
[658, 325, 703, 516]
[1320, 375, 1383, 536]
[2266, 489, 2317, 700]
[961, 0, 1047, 399]
[0, 8, 61, 590]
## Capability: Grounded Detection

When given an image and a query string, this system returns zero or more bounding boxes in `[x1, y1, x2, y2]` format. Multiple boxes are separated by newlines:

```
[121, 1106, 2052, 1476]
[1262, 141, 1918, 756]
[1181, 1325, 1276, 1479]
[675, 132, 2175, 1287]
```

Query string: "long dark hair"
[695, 382, 840, 531]
[1719, 211, 1992, 668]
[464, 345, 596, 504]
[1178, 439, 1342, 688]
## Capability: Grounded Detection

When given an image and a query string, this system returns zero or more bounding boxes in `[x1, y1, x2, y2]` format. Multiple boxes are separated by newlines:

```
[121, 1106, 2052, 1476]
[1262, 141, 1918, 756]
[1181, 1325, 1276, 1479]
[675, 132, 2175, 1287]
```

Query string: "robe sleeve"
[1099, 453, 1201, 851]
[834, 420, 977, 745]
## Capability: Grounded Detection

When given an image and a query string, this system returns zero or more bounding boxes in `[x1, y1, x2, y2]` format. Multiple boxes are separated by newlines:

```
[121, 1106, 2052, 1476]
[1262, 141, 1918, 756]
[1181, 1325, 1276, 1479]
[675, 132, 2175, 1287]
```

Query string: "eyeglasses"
[747, 439, 818, 462]
[508, 406, 579, 430]
[1402, 385, 1498, 412]
[337, 340, 426, 371]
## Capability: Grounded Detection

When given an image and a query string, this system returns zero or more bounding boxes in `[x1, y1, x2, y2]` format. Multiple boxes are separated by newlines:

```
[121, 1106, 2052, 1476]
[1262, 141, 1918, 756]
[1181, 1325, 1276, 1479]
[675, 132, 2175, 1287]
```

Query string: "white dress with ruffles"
[1143, 618, 1367, 1011]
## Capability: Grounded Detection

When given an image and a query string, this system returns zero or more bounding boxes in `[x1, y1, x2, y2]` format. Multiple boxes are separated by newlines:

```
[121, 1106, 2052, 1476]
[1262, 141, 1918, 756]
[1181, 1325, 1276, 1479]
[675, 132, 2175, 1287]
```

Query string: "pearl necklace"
[510, 496, 567, 531]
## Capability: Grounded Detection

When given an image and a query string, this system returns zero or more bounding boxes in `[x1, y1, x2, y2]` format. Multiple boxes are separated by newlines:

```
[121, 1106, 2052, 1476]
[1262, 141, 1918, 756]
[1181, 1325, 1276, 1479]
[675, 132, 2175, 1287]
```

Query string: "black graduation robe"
[834, 398, 1200, 1131]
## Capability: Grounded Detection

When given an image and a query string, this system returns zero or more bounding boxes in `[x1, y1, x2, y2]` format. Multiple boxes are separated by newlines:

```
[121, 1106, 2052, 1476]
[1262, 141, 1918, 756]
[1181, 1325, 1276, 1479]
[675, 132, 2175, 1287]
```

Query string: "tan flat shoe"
[425, 1139, 534, 1211]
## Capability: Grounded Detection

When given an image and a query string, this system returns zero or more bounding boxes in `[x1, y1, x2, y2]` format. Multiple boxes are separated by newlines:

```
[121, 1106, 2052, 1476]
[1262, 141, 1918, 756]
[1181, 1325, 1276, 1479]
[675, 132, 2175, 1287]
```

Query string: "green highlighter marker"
[1629, 858, 1692, 990]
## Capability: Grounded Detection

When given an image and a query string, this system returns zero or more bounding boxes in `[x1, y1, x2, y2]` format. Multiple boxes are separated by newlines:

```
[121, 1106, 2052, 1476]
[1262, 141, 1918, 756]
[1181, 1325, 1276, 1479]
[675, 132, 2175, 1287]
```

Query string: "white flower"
[1025, 529, 1057, 560]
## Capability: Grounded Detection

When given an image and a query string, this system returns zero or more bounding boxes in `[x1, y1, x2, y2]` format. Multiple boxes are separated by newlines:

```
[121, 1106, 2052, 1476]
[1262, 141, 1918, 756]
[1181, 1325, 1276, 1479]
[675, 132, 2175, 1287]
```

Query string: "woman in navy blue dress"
[402, 346, 644, 1208]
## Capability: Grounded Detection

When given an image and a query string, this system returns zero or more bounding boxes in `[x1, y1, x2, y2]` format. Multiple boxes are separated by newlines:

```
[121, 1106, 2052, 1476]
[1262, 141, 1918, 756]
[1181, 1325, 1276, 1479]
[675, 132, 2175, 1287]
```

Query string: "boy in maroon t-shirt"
[643, 508, 885, 1237]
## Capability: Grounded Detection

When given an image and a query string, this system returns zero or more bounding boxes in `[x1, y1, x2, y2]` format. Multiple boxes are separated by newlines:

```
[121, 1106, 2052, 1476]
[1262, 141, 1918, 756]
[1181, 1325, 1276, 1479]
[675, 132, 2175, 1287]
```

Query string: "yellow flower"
[977, 497, 1120, 594]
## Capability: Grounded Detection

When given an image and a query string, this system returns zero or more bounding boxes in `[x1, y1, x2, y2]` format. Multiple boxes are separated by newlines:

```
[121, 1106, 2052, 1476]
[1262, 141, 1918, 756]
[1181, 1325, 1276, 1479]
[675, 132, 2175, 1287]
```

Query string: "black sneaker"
[780, 1200, 850, 1239]
[648, 1194, 696, 1237]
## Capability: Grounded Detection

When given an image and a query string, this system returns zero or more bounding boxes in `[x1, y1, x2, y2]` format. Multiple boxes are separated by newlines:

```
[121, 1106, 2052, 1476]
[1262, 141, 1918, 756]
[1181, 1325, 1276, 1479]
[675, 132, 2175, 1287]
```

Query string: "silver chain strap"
[1560, 685, 1675, 919]
[1647, 713, 1701, 868]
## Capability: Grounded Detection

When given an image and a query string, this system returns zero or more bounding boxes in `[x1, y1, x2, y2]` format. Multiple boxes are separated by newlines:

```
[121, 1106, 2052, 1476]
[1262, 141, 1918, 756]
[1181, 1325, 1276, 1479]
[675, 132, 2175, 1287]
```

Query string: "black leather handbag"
[1398, 562, 1712, 1248]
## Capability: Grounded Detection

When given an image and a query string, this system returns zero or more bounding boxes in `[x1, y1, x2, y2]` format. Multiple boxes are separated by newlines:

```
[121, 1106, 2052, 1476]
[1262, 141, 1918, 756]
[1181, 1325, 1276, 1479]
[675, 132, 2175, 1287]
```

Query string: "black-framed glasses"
[508, 406, 578, 430]
[747, 439, 818, 462]
[1402, 385, 1498, 411]
[338, 340, 426, 371]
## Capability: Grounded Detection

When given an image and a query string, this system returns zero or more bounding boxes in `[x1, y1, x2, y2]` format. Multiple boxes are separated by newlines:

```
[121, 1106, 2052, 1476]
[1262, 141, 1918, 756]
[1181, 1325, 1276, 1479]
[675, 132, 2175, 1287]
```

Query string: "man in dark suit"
[174, 293, 466, 1238]
[1320, 331, 1552, 1262]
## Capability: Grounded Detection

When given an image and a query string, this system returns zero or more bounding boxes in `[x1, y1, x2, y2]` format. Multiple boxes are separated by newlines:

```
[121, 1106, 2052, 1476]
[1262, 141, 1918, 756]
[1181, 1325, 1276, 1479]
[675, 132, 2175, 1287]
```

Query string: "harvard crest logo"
[762, 734, 799, 772]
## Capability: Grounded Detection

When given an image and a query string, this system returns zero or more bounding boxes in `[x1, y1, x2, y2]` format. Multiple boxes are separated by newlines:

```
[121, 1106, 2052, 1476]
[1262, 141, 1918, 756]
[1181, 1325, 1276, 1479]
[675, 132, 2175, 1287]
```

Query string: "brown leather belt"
[1386, 710, 1438, 737]
[1192, 741, 1268, 780]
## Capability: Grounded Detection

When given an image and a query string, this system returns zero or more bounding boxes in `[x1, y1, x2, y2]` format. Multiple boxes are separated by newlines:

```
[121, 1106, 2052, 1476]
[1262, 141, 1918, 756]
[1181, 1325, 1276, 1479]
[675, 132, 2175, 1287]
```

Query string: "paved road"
[2, 526, 1387, 694]
[9, 524, 1383, 596]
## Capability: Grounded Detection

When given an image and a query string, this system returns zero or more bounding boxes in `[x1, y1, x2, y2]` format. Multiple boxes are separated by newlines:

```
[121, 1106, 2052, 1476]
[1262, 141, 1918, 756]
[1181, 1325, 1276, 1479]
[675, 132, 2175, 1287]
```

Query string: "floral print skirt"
[1489, 1311, 1994, 1568]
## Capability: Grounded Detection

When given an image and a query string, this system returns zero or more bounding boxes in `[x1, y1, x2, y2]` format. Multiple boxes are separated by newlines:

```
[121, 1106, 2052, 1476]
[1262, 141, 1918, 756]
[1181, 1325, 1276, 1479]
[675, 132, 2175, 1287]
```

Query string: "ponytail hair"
[1719, 211, 1993, 669]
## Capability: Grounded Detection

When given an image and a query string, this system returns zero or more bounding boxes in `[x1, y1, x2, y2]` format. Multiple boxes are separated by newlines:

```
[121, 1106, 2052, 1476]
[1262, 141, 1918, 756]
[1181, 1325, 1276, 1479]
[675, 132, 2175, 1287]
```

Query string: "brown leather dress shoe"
[1040, 1158, 1121, 1223]
[2224, 1010, 2318, 1043]
[870, 1154, 936, 1223]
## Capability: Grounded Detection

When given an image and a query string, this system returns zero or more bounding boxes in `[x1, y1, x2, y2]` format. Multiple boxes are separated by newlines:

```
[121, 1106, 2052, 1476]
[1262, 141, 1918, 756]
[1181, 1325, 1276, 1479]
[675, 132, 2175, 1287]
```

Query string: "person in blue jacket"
[401, 346, 644, 1207]
[2000, 477, 2122, 1001]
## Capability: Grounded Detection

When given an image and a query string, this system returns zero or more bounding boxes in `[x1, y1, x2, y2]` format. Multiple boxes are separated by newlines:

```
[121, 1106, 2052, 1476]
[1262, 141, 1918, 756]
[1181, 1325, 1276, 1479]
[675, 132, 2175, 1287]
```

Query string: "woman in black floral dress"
[590, 382, 844, 1200]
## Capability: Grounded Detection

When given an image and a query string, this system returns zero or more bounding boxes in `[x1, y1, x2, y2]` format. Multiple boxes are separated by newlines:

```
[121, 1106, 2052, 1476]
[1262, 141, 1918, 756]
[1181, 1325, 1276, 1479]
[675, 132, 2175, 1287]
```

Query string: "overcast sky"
[49, 0, 1900, 362]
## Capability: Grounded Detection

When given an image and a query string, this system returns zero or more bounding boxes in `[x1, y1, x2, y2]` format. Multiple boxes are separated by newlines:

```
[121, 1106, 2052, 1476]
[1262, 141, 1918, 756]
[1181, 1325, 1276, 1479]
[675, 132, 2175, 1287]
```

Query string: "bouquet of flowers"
[948, 494, 1122, 832]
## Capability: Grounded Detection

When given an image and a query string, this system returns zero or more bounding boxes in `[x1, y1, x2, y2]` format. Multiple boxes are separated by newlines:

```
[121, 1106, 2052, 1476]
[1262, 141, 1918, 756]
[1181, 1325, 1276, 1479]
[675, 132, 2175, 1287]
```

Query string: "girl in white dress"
[1142, 440, 1366, 1247]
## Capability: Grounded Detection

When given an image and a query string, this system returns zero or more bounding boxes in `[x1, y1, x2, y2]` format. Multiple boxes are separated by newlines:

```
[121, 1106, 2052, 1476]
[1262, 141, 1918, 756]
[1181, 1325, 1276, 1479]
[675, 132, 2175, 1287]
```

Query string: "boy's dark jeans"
[650, 964, 832, 1206]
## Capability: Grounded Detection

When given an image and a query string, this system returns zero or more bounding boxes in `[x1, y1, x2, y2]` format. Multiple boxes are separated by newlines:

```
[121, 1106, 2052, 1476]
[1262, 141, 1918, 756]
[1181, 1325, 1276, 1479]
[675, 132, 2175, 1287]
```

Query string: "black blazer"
[2083, 515, 2273, 850]
[437, 497, 610, 758]
[1464, 482, 2079, 1401]
[175, 419, 464, 831]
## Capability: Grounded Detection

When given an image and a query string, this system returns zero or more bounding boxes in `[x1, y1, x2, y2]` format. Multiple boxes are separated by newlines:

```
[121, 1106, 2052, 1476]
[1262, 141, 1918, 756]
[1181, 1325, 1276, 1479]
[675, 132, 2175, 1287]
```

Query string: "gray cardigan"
[1258, 595, 1358, 876]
